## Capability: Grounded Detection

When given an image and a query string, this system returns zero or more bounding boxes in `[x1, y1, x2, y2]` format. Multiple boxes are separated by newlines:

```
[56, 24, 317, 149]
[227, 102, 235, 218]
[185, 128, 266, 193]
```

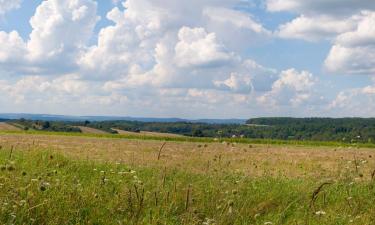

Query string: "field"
[75, 126, 110, 134]
[113, 128, 185, 138]
[0, 122, 21, 131]
[0, 132, 374, 224]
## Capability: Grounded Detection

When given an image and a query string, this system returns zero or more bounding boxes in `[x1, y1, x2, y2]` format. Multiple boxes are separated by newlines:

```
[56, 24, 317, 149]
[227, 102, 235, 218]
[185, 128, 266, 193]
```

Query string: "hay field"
[0, 132, 374, 224]
[113, 128, 185, 138]
[75, 126, 110, 134]
[0, 122, 21, 131]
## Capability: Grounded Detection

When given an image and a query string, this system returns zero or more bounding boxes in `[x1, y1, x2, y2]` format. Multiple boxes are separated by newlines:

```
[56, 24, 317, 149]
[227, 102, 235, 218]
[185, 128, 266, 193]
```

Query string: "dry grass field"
[113, 128, 185, 138]
[0, 122, 21, 131]
[75, 126, 110, 134]
[0, 132, 374, 224]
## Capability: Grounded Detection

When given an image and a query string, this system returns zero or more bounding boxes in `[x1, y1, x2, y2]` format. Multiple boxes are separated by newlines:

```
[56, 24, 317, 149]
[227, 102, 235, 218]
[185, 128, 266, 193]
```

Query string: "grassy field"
[0, 132, 374, 224]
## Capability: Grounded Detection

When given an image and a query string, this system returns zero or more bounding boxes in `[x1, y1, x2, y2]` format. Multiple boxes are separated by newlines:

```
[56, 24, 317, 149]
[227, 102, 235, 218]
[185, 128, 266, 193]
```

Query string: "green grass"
[1, 129, 375, 149]
[0, 147, 374, 224]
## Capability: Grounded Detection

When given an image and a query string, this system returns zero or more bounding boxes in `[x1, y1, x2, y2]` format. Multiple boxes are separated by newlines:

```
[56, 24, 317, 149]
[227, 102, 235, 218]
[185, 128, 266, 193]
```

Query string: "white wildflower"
[315, 210, 326, 216]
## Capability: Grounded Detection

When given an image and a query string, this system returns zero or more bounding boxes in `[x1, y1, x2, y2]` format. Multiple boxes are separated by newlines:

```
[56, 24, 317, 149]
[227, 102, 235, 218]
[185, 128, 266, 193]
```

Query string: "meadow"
[0, 131, 374, 224]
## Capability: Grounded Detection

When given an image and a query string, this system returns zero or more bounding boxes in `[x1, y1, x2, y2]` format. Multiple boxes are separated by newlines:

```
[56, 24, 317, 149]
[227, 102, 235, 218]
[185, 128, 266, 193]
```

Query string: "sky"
[0, 0, 374, 119]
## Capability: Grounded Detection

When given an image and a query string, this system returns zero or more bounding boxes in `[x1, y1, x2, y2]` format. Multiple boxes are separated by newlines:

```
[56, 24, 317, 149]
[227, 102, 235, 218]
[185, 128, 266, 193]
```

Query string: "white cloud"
[329, 84, 375, 116]
[258, 69, 320, 107]
[80, 0, 273, 93]
[276, 15, 358, 42]
[0, 31, 27, 63]
[203, 7, 270, 49]
[266, 0, 375, 15]
[270, 0, 375, 43]
[0, 0, 351, 117]
[214, 73, 253, 94]
[269, 0, 375, 77]
[27, 0, 98, 60]
[0, 0, 98, 75]
[0, 0, 22, 15]
[325, 11, 375, 75]
[175, 27, 234, 68]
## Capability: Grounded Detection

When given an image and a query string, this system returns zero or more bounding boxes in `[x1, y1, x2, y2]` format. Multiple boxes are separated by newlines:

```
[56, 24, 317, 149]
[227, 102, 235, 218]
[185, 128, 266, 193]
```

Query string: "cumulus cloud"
[257, 69, 321, 107]
[325, 11, 375, 75]
[266, 0, 375, 15]
[80, 0, 273, 93]
[329, 83, 375, 116]
[0, 31, 27, 63]
[276, 15, 358, 42]
[270, 0, 375, 77]
[0, 0, 347, 117]
[214, 73, 253, 94]
[175, 27, 234, 68]
[271, 0, 375, 43]
[0, 0, 98, 75]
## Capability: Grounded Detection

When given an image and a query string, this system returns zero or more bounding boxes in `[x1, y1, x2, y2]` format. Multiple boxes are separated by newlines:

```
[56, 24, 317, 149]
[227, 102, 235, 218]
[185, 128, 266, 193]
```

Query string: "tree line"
[8, 117, 375, 143]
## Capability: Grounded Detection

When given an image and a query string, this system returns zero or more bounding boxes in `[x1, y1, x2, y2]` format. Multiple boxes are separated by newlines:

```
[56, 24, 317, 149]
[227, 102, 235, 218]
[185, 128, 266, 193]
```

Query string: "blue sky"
[0, 0, 374, 118]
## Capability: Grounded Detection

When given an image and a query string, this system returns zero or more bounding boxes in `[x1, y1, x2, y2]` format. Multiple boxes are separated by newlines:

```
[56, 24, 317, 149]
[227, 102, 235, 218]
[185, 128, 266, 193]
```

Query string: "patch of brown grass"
[112, 128, 184, 138]
[75, 126, 109, 134]
[0, 122, 21, 131]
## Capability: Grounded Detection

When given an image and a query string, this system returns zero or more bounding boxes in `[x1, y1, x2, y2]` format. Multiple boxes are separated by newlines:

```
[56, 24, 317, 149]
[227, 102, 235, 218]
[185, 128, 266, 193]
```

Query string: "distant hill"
[245, 117, 375, 142]
[246, 117, 375, 126]
[0, 113, 246, 124]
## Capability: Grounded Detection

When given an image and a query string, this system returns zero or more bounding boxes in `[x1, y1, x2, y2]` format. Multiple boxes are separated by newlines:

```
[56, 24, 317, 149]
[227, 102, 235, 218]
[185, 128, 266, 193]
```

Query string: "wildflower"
[315, 210, 326, 216]
[40, 182, 50, 192]
[202, 218, 216, 225]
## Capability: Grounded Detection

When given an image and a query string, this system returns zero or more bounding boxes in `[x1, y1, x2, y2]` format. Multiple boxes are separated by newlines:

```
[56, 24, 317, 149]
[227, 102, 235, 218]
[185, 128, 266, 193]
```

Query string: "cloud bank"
[0, 0, 374, 117]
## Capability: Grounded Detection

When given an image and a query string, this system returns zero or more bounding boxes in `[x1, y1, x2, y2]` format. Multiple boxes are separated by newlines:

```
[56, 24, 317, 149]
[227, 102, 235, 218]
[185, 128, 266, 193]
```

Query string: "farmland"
[0, 122, 21, 131]
[0, 131, 374, 224]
